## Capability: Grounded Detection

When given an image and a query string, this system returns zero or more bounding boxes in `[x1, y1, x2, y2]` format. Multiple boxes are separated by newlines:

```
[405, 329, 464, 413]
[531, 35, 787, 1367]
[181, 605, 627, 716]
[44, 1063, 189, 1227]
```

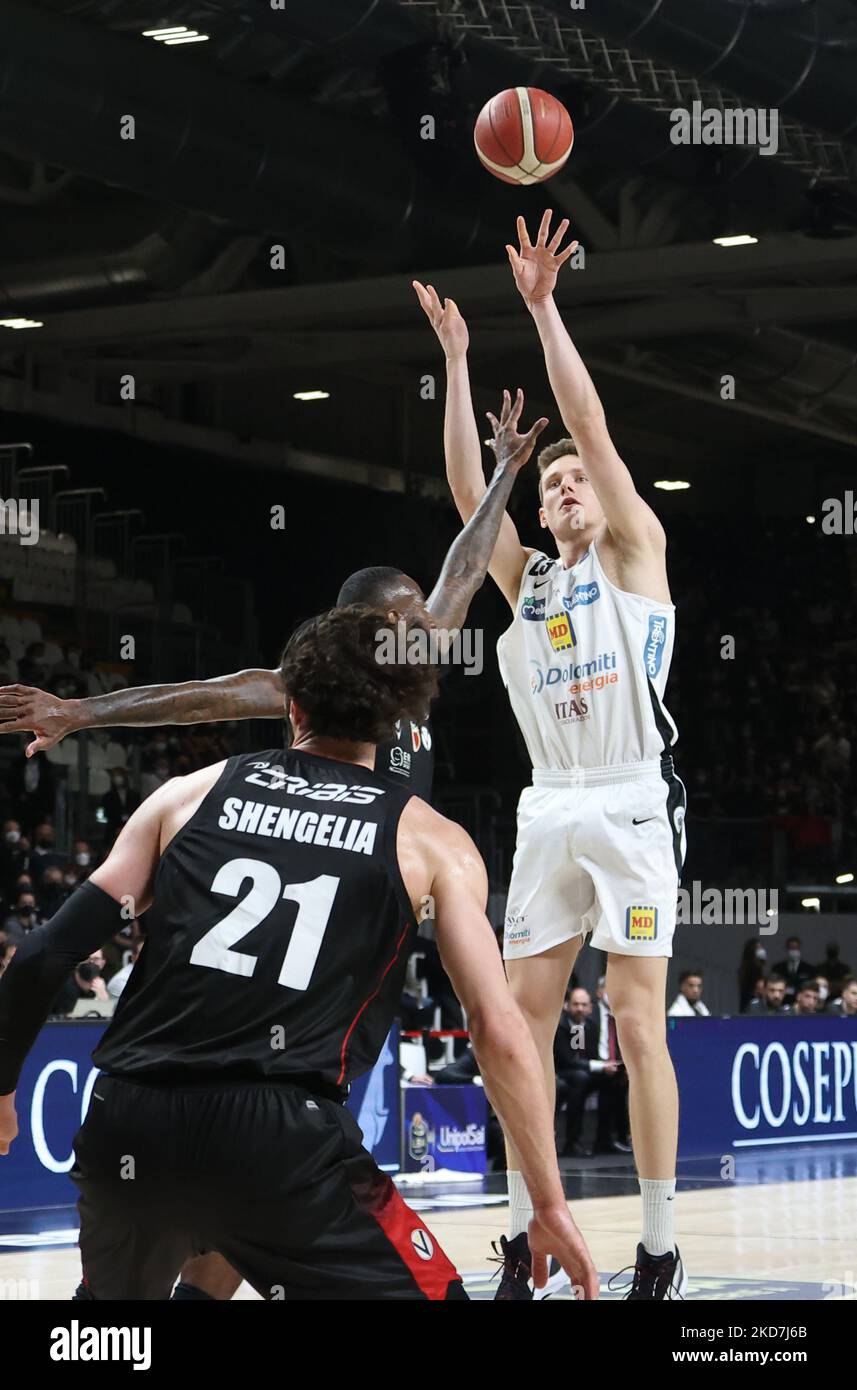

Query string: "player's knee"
[612, 1002, 668, 1066]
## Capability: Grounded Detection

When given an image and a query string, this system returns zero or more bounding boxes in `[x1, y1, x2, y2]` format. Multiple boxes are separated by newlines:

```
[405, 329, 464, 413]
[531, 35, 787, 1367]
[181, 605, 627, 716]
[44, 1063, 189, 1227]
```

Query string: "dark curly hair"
[279, 605, 439, 745]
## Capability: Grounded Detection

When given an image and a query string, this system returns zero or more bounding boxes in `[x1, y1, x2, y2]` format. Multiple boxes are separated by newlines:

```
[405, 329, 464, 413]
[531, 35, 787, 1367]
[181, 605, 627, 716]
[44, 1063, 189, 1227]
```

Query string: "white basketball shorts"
[502, 757, 687, 960]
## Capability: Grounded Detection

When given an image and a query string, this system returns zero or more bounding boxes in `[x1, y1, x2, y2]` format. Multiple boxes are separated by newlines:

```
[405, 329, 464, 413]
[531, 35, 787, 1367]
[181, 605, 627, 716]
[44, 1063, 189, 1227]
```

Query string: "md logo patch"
[411, 1228, 434, 1261]
[545, 611, 575, 652]
[626, 905, 658, 941]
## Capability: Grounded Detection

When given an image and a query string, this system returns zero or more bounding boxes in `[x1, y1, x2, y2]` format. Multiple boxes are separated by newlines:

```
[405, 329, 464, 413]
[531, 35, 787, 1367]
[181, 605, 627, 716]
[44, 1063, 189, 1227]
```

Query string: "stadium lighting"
[835, 872, 854, 885]
[0, 317, 43, 329]
[806, 515, 816, 524]
[143, 27, 210, 45]
[800, 897, 821, 910]
[654, 480, 691, 492]
[293, 390, 330, 401]
[713, 234, 758, 247]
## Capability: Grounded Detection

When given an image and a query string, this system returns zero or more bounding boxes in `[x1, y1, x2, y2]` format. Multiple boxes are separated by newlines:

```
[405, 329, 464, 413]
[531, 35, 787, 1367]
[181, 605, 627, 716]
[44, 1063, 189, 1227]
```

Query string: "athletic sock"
[507, 1169, 532, 1242]
[639, 1177, 676, 1257]
[171, 1281, 216, 1301]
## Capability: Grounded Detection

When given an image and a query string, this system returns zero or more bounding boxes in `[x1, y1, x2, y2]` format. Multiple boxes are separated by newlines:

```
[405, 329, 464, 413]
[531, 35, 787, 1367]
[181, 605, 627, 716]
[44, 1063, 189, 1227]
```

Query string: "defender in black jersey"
[0, 606, 598, 1302]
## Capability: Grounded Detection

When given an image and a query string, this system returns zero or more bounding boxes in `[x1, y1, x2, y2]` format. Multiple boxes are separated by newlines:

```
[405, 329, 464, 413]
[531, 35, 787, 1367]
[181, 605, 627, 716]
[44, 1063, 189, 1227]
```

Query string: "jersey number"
[189, 857, 339, 991]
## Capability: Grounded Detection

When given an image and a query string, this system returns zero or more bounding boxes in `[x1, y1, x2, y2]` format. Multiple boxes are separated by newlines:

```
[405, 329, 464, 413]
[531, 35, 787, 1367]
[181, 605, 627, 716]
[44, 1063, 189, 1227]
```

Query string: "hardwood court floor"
[3, 1175, 855, 1300]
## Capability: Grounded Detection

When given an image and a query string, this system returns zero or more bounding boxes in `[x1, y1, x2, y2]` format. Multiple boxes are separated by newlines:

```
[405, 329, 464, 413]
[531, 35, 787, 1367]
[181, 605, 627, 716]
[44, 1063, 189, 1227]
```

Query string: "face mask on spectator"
[75, 852, 91, 867]
[755, 947, 766, 961]
[4, 830, 20, 844]
[817, 984, 829, 1002]
[63, 874, 78, 887]
[788, 949, 800, 963]
[112, 774, 127, 788]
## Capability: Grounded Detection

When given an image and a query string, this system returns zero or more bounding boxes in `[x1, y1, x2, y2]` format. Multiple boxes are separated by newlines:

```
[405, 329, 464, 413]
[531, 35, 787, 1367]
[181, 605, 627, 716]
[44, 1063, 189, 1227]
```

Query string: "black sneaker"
[491, 1233, 533, 1301]
[609, 1243, 687, 1300]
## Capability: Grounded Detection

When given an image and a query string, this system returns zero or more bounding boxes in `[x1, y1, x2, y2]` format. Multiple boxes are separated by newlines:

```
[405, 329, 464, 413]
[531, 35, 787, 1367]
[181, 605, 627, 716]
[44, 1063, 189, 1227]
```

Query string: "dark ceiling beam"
[20, 235, 857, 347]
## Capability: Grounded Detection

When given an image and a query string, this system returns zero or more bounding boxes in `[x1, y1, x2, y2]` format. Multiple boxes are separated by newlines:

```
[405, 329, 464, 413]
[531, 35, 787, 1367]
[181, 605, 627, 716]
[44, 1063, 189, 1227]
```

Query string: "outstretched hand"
[486, 389, 548, 474]
[0, 685, 73, 756]
[413, 281, 469, 360]
[506, 210, 579, 311]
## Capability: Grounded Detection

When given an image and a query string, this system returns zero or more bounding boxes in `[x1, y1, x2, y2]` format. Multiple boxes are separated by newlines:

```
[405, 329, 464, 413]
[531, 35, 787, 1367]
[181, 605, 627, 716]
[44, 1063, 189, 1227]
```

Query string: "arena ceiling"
[1, 0, 856, 500]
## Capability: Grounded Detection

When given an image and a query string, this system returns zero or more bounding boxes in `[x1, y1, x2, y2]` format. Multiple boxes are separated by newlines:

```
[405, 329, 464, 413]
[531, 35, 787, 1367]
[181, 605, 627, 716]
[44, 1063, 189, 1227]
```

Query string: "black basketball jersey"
[93, 749, 418, 1097]
[374, 717, 434, 801]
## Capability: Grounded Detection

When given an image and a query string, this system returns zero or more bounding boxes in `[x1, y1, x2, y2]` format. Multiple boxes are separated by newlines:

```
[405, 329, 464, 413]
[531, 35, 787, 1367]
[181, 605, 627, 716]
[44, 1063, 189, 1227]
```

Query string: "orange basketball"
[474, 87, 573, 185]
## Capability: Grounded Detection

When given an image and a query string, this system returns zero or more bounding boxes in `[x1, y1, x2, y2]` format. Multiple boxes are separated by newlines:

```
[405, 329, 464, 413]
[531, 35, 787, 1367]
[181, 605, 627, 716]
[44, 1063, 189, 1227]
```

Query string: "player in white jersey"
[414, 210, 687, 1301]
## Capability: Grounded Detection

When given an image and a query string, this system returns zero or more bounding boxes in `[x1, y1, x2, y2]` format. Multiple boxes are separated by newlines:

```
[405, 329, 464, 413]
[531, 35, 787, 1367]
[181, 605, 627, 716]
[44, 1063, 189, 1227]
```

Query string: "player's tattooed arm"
[413, 281, 537, 611]
[425, 389, 547, 631]
[0, 668, 286, 757]
[508, 210, 664, 553]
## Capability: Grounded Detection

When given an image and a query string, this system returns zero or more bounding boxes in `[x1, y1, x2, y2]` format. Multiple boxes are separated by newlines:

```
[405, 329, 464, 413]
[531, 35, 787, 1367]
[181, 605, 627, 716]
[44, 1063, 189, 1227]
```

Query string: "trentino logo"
[644, 615, 668, 679]
[563, 581, 600, 612]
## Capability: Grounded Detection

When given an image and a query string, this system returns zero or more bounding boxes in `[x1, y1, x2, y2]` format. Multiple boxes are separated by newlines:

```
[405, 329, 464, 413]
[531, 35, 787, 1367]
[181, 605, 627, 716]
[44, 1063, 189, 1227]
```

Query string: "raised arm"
[426, 816, 598, 1297]
[413, 281, 534, 610]
[425, 388, 547, 631]
[0, 668, 286, 757]
[508, 211, 665, 553]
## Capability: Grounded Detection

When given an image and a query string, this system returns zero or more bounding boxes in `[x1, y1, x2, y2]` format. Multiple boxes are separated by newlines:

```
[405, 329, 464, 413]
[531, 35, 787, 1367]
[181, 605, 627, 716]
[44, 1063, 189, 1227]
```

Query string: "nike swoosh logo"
[532, 579, 552, 591]
[632, 816, 656, 825]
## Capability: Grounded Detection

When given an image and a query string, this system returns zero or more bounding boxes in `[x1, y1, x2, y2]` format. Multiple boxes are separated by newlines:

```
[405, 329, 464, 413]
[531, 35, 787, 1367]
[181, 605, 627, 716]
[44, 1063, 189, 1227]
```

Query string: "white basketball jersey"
[497, 542, 678, 771]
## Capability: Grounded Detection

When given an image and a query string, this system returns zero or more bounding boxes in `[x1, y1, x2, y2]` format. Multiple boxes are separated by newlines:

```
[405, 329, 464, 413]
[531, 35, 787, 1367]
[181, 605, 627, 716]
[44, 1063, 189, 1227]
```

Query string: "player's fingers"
[444, 296, 460, 316]
[27, 735, 53, 756]
[556, 240, 579, 266]
[531, 1252, 548, 1289]
[0, 716, 30, 733]
[536, 208, 552, 246]
[485, 411, 500, 437]
[516, 215, 532, 251]
[505, 245, 524, 277]
[425, 283, 445, 322]
[508, 387, 524, 427]
[547, 217, 569, 253]
[523, 417, 549, 447]
[498, 389, 511, 427]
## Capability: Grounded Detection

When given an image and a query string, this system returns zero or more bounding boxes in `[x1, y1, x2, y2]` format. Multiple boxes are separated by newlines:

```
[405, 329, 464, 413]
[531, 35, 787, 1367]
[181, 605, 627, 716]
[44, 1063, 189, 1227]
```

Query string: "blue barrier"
[1, 1021, 401, 1213]
[669, 1015, 857, 1156]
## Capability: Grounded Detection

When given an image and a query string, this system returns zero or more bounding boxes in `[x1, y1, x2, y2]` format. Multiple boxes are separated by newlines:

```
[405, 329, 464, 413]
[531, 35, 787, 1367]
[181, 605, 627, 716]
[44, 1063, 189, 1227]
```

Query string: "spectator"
[668, 970, 710, 1017]
[39, 865, 69, 917]
[140, 757, 172, 800]
[792, 982, 819, 1017]
[29, 821, 63, 883]
[101, 767, 140, 841]
[51, 949, 110, 1017]
[0, 939, 16, 976]
[772, 936, 815, 1003]
[814, 974, 831, 1013]
[822, 942, 852, 996]
[1, 819, 29, 885]
[71, 839, 94, 878]
[745, 972, 791, 1015]
[554, 985, 629, 1157]
[106, 937, 144, 1001]
[830, 976, 857, 1017]
[2, 890, 43, 945]
[738, 939, 767, 1012]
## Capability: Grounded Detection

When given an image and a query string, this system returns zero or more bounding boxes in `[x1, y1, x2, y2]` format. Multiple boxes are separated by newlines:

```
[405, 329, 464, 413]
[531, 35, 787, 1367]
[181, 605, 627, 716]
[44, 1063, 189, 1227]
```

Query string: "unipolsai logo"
[438, 1121, 486, 1154]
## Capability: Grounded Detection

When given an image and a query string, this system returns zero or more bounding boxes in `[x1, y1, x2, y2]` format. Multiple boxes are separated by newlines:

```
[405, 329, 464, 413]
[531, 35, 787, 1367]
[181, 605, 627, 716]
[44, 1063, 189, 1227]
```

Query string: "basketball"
[474, 87, 573, 185]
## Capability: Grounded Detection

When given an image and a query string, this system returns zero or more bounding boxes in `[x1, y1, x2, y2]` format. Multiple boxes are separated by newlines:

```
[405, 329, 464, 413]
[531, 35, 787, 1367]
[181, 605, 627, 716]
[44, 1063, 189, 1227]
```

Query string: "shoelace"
[488, 1239, 530, 1287]
[607, 1256, 684, 1300]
